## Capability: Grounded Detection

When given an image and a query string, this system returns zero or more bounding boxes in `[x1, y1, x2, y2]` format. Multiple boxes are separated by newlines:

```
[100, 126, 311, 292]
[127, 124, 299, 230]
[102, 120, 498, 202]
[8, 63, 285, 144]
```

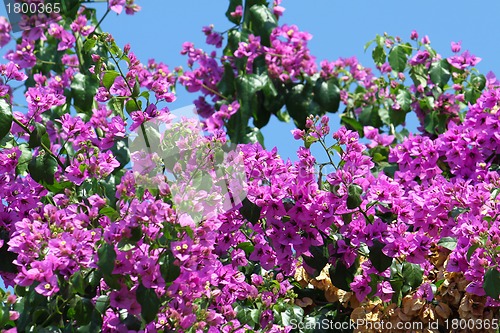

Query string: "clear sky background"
[93, 0, 500, 161]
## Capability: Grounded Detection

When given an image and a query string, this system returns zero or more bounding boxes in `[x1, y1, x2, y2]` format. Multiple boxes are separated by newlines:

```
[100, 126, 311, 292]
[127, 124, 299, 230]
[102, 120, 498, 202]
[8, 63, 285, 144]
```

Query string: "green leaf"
[0, 98, 12, 141]
[302, 246, 328, 278]
[275, 109, 290, 122]
[125, 99, 141, 113]
[395, 89, 411, 112]
[280, 306, 304, 327]
[244, 126, 265, 146]
[285, 83, 320, 129]
[304, 135, 318, 149]
[159, 251, 181, 284]
[424, 111, 437, 134]
[0, 235, 17, 273]
[225, 0, 243, 24]
[388, 45, 408, 72]
[470, 73, 486, 91]
[378, 108, 390, 125]
[136, 284, 160, 323]
[340, 116, 363, 136]
[402, 262, 423, 289]
[82, 38, 96, 53]
[239, 197, 262, 224]
[28, 123, 47, 148]
[236, 242, 254, 256]
[359, 106, 383, 128]
[97, 243, 116, 276]
[75, 297, 94, 326]
[102, 70, 120, 90]
[369, 239, 393, 272]
[429, 59, 451, 88]
[347, 184, 363, 209]
[111, 139, 130, 171]
[313, 78, 340, 113]
[28, 153, 58, 185]
[484, 269, 500, 300]
[466, 243, 480, 262]
[16, 143, 32, 176]
[329, 257, 359, 291]
[217, 62, 236, 97]
[94, 295, 109, 315]
[99, 206, 119, 221]
[437, 237, 457, 251]
[230, 74, 264, 143]
[248, 4, 277, 46]
[108, 96, 125, 116]
[372, 45, 386, 66]
[390, 277, 404, 306]
[70, 271, 86, 295]
[235, 305, 259, 327]
[71, 73, 99, 114]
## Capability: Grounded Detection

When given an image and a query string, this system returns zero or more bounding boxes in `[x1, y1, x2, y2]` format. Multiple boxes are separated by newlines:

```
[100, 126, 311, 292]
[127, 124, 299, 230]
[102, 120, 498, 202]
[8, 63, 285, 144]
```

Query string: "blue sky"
[93, 0, 500, 162]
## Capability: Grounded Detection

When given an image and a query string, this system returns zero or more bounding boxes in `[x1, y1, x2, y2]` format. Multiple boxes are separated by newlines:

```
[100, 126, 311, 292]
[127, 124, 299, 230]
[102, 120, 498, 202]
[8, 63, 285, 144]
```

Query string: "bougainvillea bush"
[0, 0, 500, 332]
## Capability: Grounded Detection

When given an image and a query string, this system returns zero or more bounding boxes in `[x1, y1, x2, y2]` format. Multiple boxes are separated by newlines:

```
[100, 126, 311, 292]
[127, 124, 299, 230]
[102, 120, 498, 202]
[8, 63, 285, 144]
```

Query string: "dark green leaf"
[369, 239, 393, 272]
[340, 116, 363, 136]
[285, 83, 320, 129]
[390, 278, 404, 306]
[239, 197, 262, 224]
[484, 268, 500, 300]
[230, 74, 264, 143]
[136, 284, 160, 323]
[70, 271, 86, 295]
[437, 237, 457, 251]
[111, 139, 130, 170]
[280, 306, 304, 327]
[217, 62, 236, 97]
[471, 73, 486, 91]
[302, 246, 329, 278]
[75, 297, 94, 326]
[378, 108, 390, 125]
[329, 257, 359, 291]
[372, 45, 386, 66]
[0, 98, 12, 141]
[466, 243, 480, 262]
[97, 243, 116, 276]
[28, 153, 58, 185]
[429, 59, 451, 88]
[347, 184, 363, 209]
[248, 4, 277, 46]
[28, 123, 47, 148]
[235, 305, 258, 327]
[313, 78, 340, 113]
[359, 106, 383, 128]
[225, 0, 243, 24]
[388, 45, 408, 72]
[71, 73, 98, 114]
[159, 251, 181, 284]
[15, 143, 32, 176]
[402, 262, 423, 289]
